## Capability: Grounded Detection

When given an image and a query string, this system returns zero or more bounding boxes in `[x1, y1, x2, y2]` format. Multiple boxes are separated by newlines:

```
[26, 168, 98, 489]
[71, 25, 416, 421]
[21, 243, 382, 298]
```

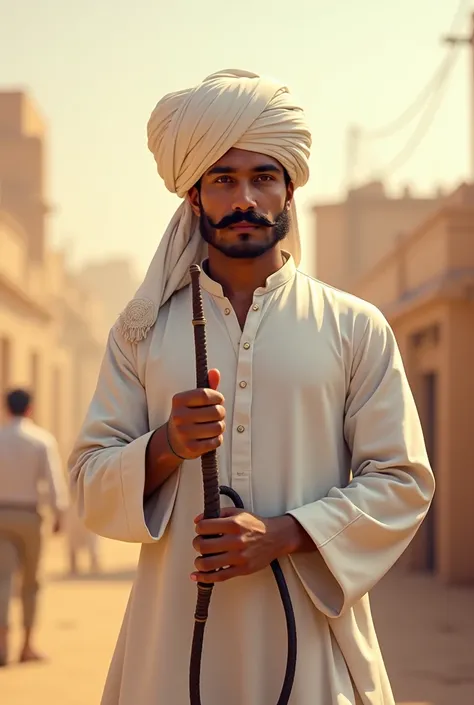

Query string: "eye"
[215, 175, 233, 184]
[255, 174, 275, 182]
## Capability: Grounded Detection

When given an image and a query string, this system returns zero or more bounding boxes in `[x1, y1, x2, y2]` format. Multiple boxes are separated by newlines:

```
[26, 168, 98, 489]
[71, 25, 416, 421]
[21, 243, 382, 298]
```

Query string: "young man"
[68, 69, 435, 705]
[0, 389, 67, 666]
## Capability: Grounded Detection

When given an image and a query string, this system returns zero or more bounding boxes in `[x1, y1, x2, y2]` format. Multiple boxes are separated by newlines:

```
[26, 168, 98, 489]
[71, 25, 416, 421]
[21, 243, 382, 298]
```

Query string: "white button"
[243, 342, 250, 350]
[239, 381, 247, 388]
[224, 307, 231, 315]
[252, 304, 259, 311]
[237, 425, 245, 433]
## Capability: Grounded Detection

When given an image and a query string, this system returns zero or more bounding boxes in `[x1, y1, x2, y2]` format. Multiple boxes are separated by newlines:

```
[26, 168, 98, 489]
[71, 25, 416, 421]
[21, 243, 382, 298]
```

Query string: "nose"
[231, 181, 258, 212]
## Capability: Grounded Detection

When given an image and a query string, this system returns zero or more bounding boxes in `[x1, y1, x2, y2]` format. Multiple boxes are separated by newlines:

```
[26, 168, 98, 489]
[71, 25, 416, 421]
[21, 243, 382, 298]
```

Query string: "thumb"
[207, 368, 220, 390]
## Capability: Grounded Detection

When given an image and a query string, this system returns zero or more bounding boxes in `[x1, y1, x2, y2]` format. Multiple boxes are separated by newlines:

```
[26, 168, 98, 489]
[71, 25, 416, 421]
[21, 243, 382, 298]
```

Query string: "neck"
[206, 245, 285, 299]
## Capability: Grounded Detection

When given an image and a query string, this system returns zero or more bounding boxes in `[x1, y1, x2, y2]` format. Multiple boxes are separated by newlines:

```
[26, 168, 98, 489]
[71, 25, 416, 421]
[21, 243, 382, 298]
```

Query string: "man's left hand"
[191, 507, 300, 583]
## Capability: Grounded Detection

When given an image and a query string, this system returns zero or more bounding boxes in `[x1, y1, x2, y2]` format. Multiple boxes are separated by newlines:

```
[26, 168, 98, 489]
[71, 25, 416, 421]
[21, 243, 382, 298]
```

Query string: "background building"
[313, 180, 474, 585]
[313, 181, 445, 291]
[76, 258, 141, 332]
[0, 90, 107, 460]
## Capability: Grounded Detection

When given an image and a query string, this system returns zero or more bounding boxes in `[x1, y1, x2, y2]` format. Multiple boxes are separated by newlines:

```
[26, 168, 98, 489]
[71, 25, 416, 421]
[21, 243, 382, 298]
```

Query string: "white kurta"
[68, 254, 434, 705]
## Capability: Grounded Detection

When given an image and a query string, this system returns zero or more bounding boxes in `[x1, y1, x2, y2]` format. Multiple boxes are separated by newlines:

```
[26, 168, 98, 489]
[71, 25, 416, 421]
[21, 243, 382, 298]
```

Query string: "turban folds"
[117, 69, 312, 343]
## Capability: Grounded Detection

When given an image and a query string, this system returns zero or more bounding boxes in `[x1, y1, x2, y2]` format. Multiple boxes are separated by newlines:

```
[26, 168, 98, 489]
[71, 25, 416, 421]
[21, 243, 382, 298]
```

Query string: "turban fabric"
[117, 69, 312, 343]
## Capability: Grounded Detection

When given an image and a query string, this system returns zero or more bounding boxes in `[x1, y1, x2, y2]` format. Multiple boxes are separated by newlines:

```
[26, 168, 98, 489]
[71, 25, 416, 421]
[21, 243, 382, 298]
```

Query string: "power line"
[381, 48, 461, 176]
[362, 0, 471, 141]
[362, 49, 460, 140]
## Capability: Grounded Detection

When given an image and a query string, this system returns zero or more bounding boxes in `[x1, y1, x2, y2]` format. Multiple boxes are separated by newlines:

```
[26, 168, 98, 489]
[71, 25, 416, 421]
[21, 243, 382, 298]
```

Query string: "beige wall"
[0, 213, 28, 284]
[0, 215, 104, 462]
[312, 205, 347, 289]
[389, 299, 474, 585]
[443, 303, 474, 582]
[77, 258, 141, 333]
[314, 181, 444, 292]
[0, 90, 106, 467]
[0, 92, 48, 262]
[352, 197, 474, 584]
[0, 92, 45, 138]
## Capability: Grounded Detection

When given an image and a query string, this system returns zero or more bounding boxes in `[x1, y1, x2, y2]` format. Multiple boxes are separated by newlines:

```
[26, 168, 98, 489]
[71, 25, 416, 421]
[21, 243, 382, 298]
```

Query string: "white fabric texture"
[116, 69, 312, 343]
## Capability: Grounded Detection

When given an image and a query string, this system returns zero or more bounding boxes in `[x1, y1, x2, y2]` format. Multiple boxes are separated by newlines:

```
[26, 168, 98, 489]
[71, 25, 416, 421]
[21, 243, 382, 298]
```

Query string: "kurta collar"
[199, 250, 296, 298]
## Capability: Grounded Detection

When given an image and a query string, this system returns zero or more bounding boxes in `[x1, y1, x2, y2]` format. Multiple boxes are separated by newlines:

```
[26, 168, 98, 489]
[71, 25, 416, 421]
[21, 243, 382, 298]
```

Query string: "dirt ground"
[1, 535, 473, 705]
[0, 536, 138, 705]
[371, 566, 474, 704]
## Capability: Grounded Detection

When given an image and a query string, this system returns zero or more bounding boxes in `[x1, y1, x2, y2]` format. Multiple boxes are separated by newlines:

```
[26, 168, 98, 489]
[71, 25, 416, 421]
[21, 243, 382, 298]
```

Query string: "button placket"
[229, 295, 266, 509]
[217, 299, 243, 354]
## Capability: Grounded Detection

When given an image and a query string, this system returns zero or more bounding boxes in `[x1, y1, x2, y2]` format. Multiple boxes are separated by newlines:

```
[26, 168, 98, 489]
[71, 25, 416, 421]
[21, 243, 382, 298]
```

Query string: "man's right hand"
[167, 368, 226, 460]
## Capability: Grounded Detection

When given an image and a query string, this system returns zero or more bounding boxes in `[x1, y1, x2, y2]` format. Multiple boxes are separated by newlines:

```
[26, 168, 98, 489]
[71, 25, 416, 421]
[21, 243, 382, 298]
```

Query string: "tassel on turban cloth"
[117, 68, 312, 343]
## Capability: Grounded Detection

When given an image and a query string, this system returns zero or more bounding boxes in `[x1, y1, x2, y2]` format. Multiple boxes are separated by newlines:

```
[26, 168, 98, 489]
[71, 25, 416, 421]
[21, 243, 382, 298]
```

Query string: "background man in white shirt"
[0, 388, 68, 666]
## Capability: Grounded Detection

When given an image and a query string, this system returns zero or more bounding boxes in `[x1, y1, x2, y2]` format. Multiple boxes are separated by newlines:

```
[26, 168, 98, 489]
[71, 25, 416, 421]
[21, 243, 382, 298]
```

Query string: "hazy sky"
[0, 0, 472, 277]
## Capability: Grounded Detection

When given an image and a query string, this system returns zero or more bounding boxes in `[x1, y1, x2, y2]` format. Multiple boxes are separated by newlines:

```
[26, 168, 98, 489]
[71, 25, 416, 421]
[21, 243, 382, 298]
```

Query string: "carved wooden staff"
[188, 263, 297, 705]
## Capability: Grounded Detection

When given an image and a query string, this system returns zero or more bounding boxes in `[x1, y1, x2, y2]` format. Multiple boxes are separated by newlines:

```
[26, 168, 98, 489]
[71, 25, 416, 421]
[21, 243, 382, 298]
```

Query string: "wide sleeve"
[287, 307, 435, 617]
[67, 327, 181, 544]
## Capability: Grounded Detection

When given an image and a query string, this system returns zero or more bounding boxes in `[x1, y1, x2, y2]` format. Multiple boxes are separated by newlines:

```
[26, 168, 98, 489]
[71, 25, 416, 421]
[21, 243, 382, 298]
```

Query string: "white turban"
[117, 69, 312, 343]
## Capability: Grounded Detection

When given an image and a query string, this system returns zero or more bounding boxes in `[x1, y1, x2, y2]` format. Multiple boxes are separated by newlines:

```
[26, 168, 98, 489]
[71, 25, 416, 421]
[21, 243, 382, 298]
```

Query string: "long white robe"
[68, 254, 434, 705]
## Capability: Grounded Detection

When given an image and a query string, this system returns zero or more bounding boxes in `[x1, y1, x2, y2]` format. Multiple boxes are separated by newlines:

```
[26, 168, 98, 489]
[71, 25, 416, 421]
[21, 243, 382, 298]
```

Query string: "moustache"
[205, 210, 276, 230]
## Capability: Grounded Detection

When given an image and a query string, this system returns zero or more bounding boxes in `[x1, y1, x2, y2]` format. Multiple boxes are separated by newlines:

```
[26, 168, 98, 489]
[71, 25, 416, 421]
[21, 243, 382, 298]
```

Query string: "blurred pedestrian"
[0, 388, 68, 666]
[65, 503, 100, 576]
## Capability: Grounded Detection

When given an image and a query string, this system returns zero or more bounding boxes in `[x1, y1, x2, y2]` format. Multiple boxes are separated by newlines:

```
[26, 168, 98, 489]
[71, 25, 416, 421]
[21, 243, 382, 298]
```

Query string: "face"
[188, 148, 294, 259]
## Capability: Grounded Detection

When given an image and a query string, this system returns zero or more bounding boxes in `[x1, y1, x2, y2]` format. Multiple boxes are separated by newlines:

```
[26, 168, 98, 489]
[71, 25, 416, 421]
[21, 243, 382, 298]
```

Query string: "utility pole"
[443, 11, 474, 180]
[345, 125, 360, 191]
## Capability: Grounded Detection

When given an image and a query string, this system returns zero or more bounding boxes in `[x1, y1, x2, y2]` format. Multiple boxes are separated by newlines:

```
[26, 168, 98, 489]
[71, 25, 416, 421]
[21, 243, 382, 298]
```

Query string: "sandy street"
[0, 536, 139, 705]
[1, 535, 473, 705]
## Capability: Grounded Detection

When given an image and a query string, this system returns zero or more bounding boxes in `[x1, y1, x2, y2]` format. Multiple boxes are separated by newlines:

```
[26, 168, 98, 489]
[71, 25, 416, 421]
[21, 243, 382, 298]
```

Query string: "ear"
[285, 181, 295, 209]
[187, 186, 201, 217]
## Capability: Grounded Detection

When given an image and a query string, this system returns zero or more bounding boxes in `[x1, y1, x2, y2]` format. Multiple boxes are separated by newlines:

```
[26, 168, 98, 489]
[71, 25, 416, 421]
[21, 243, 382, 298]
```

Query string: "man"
[0, 388, 68, 666]
[68, 69, 435, 705]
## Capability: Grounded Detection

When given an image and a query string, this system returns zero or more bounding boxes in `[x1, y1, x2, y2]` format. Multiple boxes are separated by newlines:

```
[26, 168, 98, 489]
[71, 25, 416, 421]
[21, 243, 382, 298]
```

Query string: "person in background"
[0, 388, 68, 666]
[65, 502, 101, 576]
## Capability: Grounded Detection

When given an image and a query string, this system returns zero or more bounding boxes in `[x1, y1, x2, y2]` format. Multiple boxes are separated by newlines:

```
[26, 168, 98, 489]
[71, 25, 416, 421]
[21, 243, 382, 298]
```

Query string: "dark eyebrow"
[206, 163, 283, 176]
[253, 164, 282, 174]
[206, 165, 238, 175]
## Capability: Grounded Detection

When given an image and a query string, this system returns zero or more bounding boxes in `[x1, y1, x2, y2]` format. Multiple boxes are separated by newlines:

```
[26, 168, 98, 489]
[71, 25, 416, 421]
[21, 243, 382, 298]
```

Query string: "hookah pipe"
[188, 263, 297, 705]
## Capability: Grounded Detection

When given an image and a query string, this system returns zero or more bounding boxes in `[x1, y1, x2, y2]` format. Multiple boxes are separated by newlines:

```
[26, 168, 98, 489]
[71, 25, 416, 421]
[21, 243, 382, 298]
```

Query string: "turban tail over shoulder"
[117, 69, 312, 343]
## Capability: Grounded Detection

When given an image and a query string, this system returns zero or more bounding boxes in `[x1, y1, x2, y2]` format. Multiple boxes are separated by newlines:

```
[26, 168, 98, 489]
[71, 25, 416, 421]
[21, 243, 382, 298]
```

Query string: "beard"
[199, 205, 291, 259]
